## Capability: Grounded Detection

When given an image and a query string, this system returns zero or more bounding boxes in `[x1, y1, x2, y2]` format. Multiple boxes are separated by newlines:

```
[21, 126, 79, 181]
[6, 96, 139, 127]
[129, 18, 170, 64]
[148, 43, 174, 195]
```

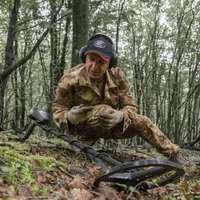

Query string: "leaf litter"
[0, 135, 200, 200]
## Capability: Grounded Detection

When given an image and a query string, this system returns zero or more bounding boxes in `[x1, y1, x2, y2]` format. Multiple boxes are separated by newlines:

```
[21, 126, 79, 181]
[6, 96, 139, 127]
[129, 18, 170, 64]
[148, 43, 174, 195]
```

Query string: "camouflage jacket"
[53, 63, 138, 134]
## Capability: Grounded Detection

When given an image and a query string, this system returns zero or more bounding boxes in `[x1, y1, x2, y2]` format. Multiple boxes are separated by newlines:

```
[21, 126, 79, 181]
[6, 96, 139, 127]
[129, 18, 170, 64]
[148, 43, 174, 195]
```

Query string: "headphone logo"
[94, 40, 106, 48]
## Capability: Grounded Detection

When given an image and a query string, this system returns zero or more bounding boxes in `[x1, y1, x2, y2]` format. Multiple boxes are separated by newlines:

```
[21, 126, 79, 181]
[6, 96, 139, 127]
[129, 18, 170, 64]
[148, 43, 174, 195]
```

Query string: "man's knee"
[131, 114, 153, 128]
[122, 114, 155, 138]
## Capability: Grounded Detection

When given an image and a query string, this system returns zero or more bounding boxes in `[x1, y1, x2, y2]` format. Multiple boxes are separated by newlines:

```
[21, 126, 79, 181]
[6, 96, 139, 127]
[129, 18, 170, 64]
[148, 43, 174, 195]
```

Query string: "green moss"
[0, 143, 67, 186]
[10, 142, 31, 153]
[28, 155, 58, 170]
[0, 133, 72, 192]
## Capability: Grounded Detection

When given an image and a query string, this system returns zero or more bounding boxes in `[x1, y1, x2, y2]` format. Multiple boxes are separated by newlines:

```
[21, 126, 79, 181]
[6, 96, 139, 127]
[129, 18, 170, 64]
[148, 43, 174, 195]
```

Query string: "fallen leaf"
[93, 194, 106, 200]
[88, 164, 101, 177]
[30, 158, 42, 168]
[17, 186, 31, 196]
[101, 186, 121, 200]
[1, 166, 12, 173]
[0, 185, 10, 192]
[71, 188, 93, 200]
[69, 174, 84, 189]
[182, 180, 189, 191]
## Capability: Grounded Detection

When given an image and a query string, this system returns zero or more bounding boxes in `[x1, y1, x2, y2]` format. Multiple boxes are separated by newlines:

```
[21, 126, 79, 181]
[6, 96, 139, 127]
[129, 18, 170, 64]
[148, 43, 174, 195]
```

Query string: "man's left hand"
[98, 108, 124, 129]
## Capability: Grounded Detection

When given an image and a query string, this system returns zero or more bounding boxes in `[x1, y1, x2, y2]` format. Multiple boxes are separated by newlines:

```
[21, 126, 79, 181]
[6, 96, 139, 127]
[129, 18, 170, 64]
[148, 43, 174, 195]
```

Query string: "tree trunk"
[0, 0, 21, 125]
[49, 0, 59, 119]
[71, 0, 89, 67]
[59, 0, 72, 77]
[115, 0, 125, 54]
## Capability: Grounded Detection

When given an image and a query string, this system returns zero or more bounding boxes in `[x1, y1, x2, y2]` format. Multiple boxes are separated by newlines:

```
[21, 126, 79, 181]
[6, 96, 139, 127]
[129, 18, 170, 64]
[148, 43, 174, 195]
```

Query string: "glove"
[98, 108, 124, 129]
[68, 104, 94, 125]
[86, 104, 112, 128]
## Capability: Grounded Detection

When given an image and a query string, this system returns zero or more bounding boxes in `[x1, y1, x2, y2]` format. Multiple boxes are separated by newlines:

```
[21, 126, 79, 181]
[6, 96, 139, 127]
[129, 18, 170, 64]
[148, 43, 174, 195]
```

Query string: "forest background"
[0, 0, 200, 148]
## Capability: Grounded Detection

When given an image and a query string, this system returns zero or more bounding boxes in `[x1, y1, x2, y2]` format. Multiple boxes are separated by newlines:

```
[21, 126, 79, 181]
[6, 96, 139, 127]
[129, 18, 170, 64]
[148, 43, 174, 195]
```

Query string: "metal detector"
[11, 107, 185, 190]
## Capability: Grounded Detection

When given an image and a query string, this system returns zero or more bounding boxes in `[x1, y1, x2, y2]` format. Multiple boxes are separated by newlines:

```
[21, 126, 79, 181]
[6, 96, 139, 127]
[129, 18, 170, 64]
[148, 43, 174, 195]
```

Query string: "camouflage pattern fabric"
[53, 64, 179, 157]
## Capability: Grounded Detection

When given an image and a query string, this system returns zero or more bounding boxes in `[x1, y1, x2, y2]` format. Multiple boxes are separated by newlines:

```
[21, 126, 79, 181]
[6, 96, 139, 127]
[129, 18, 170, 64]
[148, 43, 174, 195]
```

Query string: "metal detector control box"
[29, 107, 50, 125]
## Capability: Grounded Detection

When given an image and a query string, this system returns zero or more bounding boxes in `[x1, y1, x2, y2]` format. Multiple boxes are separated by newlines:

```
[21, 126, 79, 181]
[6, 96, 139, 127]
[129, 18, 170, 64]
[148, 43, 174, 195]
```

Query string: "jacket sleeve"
[113, 68, 138, 133]
[52, 74, 74, 133]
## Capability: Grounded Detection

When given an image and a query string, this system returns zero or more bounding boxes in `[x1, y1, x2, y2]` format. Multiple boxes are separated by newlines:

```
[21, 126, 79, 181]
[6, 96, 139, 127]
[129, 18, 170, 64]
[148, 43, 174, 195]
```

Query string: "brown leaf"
[182, 180, 189, 191]
[69, 174, 84, 189]
[71, 188, 94, 200]
[50, 187, 69, 200]
[101, 186, 121, 200]
[88, 164, 101, 177]
[29, 158, 42, 168]
[0, 185, 15, 196]
[93, 194, 106, 200]
[17, 186, 31, 196]
[36, 172, 46, 184]
[0, 185, 10, 192]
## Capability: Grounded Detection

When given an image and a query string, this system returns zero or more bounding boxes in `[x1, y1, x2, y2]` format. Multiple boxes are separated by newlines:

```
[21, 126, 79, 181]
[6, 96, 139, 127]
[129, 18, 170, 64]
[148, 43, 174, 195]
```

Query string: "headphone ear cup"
[109, 52, 118, 68]
[79, 46, 87, 63]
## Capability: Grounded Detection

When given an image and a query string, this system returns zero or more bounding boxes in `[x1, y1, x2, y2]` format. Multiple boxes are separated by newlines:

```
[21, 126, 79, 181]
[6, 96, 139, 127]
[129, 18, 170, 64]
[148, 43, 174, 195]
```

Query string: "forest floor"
[0, 131, 200, 200]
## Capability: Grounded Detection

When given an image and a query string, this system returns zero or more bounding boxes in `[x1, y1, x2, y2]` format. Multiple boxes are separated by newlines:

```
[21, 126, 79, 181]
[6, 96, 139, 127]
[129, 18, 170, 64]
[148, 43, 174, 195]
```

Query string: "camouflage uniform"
[53, 64, 179, 157]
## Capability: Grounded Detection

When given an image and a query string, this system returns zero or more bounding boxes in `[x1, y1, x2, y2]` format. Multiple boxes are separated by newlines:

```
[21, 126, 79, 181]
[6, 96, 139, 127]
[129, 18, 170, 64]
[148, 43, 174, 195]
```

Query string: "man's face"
[85, 53, 110, 80]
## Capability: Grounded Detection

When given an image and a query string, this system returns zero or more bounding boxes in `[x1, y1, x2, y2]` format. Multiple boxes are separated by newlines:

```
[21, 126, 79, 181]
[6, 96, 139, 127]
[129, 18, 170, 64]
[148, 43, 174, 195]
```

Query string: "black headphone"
[79, 33, 118, 68]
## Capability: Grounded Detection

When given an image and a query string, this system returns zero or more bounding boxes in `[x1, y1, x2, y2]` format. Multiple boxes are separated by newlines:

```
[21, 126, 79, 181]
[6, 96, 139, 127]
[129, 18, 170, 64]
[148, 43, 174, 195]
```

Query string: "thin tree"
[71, 0, 89, 67]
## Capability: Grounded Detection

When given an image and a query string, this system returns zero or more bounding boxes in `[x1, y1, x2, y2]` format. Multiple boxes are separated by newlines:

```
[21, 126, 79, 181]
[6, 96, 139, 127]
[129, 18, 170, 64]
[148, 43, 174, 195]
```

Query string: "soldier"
[53, 33, 189, 167]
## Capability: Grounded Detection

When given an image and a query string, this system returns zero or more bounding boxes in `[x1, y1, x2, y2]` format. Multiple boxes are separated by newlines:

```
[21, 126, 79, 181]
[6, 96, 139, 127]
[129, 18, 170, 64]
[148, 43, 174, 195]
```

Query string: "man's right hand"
[67, 104, 94, 125]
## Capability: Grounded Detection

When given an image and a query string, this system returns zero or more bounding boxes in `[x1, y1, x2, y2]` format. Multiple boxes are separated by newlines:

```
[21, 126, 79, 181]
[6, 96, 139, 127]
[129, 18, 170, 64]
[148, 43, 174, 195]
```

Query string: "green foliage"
[0, 139, 65, 186]
[149, 179, 159, 187]
[1, 161, 34, 185]
[31, 185, 48, 197]
[29, 155, 57, 170]
[129, 186, 140, 196]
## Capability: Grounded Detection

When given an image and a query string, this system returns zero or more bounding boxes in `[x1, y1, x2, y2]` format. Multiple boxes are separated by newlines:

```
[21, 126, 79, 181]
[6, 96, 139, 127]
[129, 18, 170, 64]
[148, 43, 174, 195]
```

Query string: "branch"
[182, 134, 200, 148]
[0, 8, 72, 83]
[184, 146, 200, 151]
[0, 28, 49, 82]
[0, 141, 12, 147]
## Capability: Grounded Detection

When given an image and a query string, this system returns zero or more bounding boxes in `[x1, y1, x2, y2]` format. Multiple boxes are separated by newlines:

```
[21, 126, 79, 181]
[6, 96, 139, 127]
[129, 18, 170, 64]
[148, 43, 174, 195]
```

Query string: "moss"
[10, 142, 31, 153]
[0, 145, 65, 168]
[0, 142, 68, 187]
[28, 155, 58, 170]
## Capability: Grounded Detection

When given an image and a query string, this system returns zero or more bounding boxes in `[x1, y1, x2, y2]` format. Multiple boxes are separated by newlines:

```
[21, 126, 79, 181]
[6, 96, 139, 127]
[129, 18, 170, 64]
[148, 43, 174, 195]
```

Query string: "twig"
[30, 143, 59, 148]
[57, 165, 74, 179]
[0, 130, 15, 135]
[183, 146, 200, 151]
[0, 142, 11, 147]
[173, 191, 200, 197]
[183, 134, 200, 146]
[26, 196, 47, 199]
[50, 180, 64, 192]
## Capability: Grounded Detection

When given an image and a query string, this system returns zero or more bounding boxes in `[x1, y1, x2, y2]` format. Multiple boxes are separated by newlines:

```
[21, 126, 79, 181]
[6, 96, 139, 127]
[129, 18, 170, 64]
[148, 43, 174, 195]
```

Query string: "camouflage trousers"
[71, 105, 179, 158]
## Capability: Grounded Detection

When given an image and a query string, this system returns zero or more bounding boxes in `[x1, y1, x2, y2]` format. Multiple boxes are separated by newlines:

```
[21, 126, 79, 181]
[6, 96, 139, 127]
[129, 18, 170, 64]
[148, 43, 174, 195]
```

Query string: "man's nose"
[92, 61, 99, 69]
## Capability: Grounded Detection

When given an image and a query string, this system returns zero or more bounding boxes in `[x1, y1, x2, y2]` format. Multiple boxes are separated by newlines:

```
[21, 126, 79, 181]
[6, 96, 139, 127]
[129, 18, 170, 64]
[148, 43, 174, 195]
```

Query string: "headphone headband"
[88, 34, 114, 45]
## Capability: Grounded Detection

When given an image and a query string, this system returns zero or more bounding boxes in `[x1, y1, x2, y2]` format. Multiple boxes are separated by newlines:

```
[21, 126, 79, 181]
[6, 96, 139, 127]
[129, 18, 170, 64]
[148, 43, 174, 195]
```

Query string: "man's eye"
[89, 56, 95, 61]
[99, 60, 105, 65]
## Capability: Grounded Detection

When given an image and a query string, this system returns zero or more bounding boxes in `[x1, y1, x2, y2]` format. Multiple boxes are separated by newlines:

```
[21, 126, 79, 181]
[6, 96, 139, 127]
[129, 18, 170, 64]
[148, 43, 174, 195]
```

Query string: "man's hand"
[68, 104, 94, 125]
[98, 108, 124, 129]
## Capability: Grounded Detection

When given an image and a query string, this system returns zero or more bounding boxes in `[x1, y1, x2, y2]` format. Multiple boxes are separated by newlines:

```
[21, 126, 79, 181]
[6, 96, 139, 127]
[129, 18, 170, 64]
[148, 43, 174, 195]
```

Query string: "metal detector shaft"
[13, 122, 37, 141]
[37, 124, 121, 168]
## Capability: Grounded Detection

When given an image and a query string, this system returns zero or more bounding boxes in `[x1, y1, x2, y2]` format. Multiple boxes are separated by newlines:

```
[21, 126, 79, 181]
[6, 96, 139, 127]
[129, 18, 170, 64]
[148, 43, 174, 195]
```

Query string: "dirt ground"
[0, 133, 200, 200]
